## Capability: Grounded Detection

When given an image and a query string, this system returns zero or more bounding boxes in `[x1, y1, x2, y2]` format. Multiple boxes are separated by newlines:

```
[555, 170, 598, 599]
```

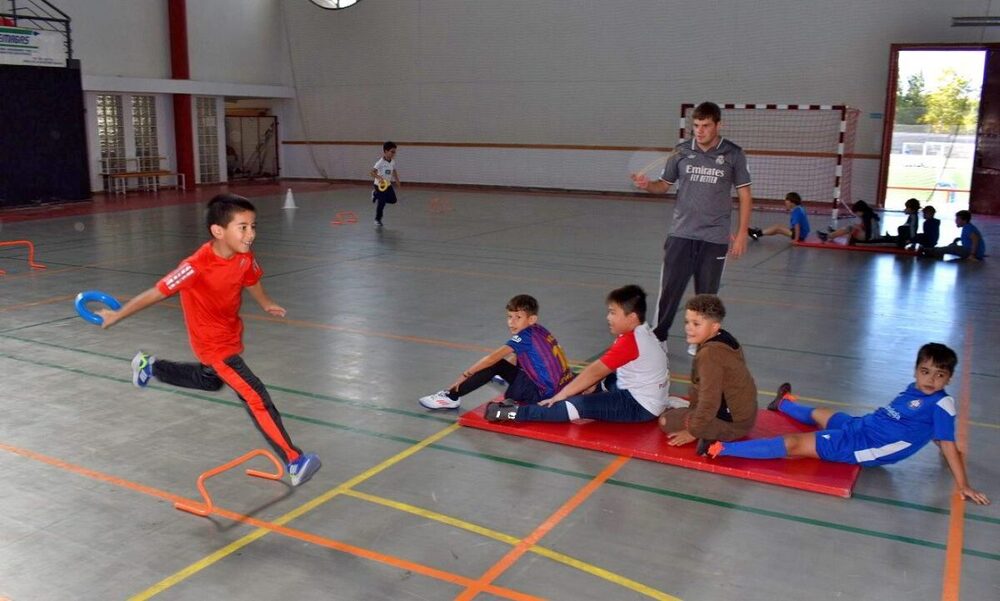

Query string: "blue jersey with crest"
[820, 383, 956, 465]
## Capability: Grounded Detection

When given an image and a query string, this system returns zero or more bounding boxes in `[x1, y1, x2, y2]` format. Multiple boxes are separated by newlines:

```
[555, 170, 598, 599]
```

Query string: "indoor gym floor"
[0, 183, 997, 601]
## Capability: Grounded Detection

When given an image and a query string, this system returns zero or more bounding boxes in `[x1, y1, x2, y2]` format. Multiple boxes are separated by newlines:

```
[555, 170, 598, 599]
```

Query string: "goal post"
[680, 103, 859, 216]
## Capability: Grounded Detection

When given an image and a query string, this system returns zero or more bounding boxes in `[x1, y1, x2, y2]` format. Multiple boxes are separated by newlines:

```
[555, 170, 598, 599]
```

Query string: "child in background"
[96, 195, 322, 487]
[707, 343, 990, 506]
[370, 141, 401, 227]
[659, 295, 757, 455]
[920, 210, 986, 261]
[749, 192, 810, 242]
[883, 197, 920, 248]
[817, 200, 880, 245]
[419, 294, 573, 410]
[484, 285, 669, 425]
[911, 205, 940, 249]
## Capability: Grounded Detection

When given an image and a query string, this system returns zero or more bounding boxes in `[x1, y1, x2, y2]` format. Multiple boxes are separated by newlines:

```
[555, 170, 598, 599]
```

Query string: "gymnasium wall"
[64, 0, 290, 85]
[277, 0, 1000, 199]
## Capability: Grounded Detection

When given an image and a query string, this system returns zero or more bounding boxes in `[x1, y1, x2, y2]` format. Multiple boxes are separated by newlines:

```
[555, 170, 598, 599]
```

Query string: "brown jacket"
[685, 330, 758, 439]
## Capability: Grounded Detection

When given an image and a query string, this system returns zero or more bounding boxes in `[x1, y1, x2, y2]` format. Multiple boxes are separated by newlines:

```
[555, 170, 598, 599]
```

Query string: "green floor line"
[2, 341, 998, 546]
[0, 315, 78, 334]
[852, 493, 1000, 525]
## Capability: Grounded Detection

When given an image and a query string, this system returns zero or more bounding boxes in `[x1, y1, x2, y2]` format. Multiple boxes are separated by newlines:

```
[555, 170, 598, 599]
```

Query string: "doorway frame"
[878, 43, 990, 209]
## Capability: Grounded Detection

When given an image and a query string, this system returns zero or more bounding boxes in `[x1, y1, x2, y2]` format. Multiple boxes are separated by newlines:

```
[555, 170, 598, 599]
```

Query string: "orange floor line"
[940, 327, 974, 601]
[0, 442, 541, 601]
[455, 454, 630, 601]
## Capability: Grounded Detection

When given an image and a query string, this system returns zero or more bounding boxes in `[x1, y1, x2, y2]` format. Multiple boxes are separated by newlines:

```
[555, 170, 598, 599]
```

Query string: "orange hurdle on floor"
[429, 196, 453, 213]
[174, 449, 285, 517]
[0, 239, 47, 276]
[330, 211, 358, 225]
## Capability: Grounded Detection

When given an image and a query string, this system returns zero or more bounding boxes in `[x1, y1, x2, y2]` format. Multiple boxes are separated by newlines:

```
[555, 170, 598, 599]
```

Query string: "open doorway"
[224, 99, 280, 182]
[882, 47, 985, 215]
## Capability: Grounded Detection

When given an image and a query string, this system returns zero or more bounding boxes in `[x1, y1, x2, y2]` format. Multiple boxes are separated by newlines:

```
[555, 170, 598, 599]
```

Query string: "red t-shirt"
[156, 242, 263, 365]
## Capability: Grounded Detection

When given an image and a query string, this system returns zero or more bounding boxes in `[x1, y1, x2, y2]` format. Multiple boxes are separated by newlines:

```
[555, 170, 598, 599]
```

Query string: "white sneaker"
[687, 343, 697, 356]
[666, 395, 691, 409]
[419, 390, 460, 410]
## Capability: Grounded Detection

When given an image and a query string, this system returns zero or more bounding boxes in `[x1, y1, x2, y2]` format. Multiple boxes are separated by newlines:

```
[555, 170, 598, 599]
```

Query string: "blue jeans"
[515, 374, 658, 423]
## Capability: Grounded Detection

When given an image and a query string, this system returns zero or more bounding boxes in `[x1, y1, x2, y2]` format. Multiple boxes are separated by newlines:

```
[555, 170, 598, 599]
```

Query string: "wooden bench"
[106, 170, 186, 195]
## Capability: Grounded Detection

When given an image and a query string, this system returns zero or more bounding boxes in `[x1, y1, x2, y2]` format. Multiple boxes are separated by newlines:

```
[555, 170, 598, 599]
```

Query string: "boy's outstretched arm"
[538, 360, 612, 407]
[938, 440, 990, 505]
[247, 282, 286, 317]
[96, 287, 167, 330]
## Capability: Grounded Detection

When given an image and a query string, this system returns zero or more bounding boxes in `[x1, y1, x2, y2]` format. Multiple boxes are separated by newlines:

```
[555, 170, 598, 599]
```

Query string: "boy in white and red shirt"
[485, 285, 669, 423]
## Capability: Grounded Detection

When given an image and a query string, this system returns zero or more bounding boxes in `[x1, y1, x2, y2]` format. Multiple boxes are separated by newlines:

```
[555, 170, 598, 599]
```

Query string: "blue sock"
[717, 437, 788, 459]
[778, 398, 816, 426]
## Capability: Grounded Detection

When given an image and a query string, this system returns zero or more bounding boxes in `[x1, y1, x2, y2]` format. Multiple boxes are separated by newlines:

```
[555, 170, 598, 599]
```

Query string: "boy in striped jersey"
[96, 194, 321, 487]
[485, 285, 670, 425]
[419, 294, 573, 410]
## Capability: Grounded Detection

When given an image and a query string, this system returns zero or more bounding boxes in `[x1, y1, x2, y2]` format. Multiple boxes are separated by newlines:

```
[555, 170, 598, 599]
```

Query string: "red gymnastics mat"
[459, 403, 861, 497]
[793, 240, 918, 256]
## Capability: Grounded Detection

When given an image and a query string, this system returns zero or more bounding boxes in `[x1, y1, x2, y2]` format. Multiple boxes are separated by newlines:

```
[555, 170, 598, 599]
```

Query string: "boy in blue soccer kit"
[921, 210, 986, 261]
[707, 343, 990, 505]
[419, 294, 573, 410]
[748, 192, 810, 242]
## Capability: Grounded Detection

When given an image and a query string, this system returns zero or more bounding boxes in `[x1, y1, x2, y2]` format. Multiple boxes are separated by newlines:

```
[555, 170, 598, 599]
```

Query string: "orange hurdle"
[174, 449, 285, 517]
[330, 211, 359, 226]
[0, 239, 47, 276]
[429, 197, 453, 214]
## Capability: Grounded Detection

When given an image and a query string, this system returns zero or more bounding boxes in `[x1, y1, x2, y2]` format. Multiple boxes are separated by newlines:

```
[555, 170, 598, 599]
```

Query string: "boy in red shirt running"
[97, 194, 321, 486]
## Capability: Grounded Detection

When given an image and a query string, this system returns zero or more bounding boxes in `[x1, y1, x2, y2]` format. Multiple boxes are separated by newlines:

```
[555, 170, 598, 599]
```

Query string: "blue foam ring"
[74, 290, 122, 325]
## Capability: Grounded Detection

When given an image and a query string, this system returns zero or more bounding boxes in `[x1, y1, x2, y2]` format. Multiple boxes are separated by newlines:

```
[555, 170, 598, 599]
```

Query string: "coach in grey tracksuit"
[632, 102, 753, 346]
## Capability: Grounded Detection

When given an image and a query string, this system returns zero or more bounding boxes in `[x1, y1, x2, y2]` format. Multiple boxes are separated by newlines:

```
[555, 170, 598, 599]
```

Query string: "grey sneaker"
[131, 351, 155, 388]
[288, 453, 322, 487]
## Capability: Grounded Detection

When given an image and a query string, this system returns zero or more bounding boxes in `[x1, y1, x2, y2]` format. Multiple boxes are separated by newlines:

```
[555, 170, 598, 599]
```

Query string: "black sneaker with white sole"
[484, 400, 518, 423]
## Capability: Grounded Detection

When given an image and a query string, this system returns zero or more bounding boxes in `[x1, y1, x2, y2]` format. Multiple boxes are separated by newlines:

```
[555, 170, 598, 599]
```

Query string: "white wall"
[61, 0, 293, 190]
[278, 0, 1000, 200]
[64, 0, 290, 85]
[63, 0, 170, 78]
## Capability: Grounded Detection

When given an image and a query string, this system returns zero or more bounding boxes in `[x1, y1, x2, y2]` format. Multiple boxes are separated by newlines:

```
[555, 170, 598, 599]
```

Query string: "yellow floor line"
[342, 489, 681, 601]
[129, 423, 460, 600]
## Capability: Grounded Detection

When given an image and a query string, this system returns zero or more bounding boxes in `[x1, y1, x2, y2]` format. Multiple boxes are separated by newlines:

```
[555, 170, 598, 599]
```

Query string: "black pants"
[653, 236, 729, 341]
[372, 185, 397, 222]
[446, 359, 544, 403]
[152, 355, 303, 464]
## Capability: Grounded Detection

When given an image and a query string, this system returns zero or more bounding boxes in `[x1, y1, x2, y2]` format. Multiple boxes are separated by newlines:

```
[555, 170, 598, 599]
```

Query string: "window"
[131, 95, 160, 172]
[96, 94, 125, 174]
[196, 96, 220, 183]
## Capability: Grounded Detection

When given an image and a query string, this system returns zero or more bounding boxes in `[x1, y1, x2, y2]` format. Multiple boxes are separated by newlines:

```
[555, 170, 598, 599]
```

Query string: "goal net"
[680, 103, 859, 212]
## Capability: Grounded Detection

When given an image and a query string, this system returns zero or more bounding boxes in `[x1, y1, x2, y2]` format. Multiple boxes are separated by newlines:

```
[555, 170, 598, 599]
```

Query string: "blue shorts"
[814, 413, 916, 466]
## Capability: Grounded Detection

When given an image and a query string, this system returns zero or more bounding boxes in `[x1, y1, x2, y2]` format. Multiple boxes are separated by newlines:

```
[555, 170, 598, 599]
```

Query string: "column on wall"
[168, 0, 194, 188]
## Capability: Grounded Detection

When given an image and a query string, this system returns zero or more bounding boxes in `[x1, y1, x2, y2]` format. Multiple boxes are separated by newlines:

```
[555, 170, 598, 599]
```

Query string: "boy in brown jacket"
[659, 294, 758, 455]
